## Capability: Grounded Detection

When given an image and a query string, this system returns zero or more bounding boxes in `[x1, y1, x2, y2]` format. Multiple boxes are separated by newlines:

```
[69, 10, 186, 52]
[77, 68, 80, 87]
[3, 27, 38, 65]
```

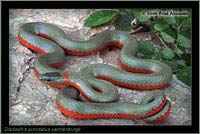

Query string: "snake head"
[39, 72, 65, 84]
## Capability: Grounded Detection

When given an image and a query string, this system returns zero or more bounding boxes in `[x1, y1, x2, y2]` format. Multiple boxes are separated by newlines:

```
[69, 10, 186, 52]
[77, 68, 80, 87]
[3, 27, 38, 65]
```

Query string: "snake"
[18, 22, 172, 123]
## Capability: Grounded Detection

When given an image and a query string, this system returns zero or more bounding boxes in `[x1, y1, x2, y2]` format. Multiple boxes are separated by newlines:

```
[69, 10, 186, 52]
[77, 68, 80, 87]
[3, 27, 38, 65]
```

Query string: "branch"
[128, 26, 143, 34]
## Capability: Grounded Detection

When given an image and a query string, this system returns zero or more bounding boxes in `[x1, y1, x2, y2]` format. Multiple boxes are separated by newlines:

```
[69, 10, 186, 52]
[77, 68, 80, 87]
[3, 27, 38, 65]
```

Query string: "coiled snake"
[18, 22, 172, 123]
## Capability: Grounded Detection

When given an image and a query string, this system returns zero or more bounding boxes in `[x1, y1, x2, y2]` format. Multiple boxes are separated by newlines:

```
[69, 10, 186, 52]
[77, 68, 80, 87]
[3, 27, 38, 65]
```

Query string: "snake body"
[18, 22, 172, 122]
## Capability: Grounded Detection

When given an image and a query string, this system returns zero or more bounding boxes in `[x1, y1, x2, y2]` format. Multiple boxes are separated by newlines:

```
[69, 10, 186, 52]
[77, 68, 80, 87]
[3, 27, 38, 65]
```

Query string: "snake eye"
[39, 77, 51, 82]
[39, 77, 43, 81]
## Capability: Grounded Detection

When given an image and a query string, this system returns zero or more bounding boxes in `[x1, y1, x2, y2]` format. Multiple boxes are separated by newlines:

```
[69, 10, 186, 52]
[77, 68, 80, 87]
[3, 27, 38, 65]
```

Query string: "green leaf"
[155, 44, 163, 50]
[138, 41, 155, 55]
[176, 60, 186, 67]
[114, 14, 136, 30]
[174, 47, 184, 56]
[153, 23, 169, 31]
[152, 53, 161, 60]
[181, 18, 191, 28]
[153, 17, 168, 25]
[163, 16, 177, 25]
[162, 16, 180, 25]
[180, 29, 191, 38]
[175, 17, 181, 25]
[182, 53, 191, 66]
[176, 66, 191, 86]
[178, 30, 191, 48]
[160, 28, 176, 43]
[84, 10, 118, 27]
[150, 25, 156, 33]
[161, 47, 175, 60]
[133, 9, 151, 22]
[163, 60, 179, 73]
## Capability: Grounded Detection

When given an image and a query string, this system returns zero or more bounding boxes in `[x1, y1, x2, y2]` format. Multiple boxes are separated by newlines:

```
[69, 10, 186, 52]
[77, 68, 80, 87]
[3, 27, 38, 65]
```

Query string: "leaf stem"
[158, 35, 168, 48]
[175, 24, 182, 47]
[177, 24, 182, 35]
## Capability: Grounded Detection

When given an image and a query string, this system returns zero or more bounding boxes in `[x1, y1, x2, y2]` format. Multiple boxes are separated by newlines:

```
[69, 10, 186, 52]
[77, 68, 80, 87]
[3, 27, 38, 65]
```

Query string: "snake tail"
[56, 88, 171, 122]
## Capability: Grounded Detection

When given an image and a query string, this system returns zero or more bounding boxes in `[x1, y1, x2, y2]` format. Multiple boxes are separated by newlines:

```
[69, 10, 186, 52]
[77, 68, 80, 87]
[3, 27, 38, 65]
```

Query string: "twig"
[158, 35, 168, 48]
[128, 26, 143, 34]
[177, 24, 182, 35]
[174, 24, 182, 58]
[175, 24, 182, 48]
[10, 101, 23, 107]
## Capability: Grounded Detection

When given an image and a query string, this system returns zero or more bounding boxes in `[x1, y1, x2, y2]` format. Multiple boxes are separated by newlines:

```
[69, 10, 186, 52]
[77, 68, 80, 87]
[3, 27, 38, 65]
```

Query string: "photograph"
[1, 1, 198, 133]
